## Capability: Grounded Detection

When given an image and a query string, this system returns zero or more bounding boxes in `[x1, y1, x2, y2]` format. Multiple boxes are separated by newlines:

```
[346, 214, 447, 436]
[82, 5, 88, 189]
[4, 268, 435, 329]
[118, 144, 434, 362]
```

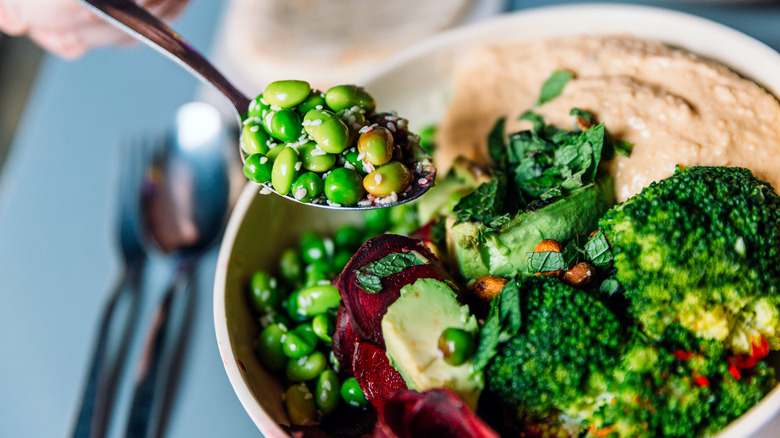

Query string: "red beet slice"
[375, 389, 500, 438]
[333, 234, 454, 345]
[352, 341, 407, 409]
[332, 304, 359, 375]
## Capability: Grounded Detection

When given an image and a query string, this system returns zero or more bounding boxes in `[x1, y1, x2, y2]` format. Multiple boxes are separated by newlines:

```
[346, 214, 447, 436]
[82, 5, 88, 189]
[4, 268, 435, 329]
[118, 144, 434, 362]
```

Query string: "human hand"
[0, 0, 189, 59]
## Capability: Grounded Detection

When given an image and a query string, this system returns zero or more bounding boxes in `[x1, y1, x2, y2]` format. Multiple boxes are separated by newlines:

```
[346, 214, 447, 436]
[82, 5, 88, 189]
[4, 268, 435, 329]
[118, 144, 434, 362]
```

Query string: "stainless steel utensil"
[124, 102, 232, 438]
[72, 136, 150, 438]
[74, 0, 435, 211]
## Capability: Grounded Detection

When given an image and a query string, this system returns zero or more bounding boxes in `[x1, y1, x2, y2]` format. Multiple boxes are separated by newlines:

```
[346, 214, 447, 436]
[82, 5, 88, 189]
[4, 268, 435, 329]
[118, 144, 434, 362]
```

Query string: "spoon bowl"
[75, 0, 435, 211]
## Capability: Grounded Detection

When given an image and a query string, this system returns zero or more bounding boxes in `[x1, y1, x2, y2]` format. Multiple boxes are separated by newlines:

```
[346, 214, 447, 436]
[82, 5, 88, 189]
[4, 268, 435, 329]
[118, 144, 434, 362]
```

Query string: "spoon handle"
[75, 0, 250, 123]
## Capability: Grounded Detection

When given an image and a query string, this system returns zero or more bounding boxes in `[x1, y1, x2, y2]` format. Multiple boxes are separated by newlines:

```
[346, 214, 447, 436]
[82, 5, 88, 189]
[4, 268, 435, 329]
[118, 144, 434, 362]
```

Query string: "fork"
[71, 136, 151, 438]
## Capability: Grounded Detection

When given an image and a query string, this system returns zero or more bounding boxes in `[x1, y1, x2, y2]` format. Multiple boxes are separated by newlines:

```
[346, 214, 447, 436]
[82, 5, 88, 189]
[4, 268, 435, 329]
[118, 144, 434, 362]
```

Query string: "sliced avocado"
[381, 278, 482, 409]
[417, 156, 492, 225]
[447, 175, 615, 280]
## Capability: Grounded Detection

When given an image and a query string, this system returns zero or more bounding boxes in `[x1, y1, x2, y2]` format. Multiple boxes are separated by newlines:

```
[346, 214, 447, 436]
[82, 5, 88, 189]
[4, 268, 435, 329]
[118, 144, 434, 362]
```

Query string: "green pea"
[263, 80, 311, 109]
[266, 143, 286, 160]
[357, 126, 394, 166]
[340, 377, 368, 408]
[315, 369, 340, 414]
[303, 109, 350, 154]
[285, 290, 309, 323]
[325, 84, 376, 113]
[241, 120, 272, 155]
[364, 206, 391, 235]
[437, 327, 476, 366]
[279, 248, 304, 286]
[284, 384, 317, 426]
[286, 350, 327, 382]
[324, 168, 365, 206]
[247, 95, 271, 119]
[363, 161, 411, 197]
[291, 172, 324, 203]
[249, 271, 279, 312]
[255, 323, 287, 371]
[296, 91, 326, 115]
[343, 149, 367, 175]
[334, 225, 363, 251]
[243, 153, 273, 184]
[271, 147, 300, 195]
[312, 313, 335, 343]
[296, 284, 341, 317]
[331, 249, 353, 273]
[282, 324, 318, 359]
[298, 142, 336, 172]
[267, 108, 303, 143]
[300, 230, 328, 264]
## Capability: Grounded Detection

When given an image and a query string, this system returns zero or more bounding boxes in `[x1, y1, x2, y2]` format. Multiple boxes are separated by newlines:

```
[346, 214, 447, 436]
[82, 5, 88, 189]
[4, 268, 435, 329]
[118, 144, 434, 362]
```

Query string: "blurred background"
[0, 0, 779, 437]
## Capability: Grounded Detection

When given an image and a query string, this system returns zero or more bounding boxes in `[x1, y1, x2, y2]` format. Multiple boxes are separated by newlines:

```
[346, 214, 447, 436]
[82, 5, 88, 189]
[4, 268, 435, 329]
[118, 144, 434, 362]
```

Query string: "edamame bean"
[334, 225, 363, 251]
[343, 149, 367, 175]
[284, 384, 318, 426]
[291, 172, 324, 203]
[304, 266, 331, 287]
[296, 284, 341, 317]
[340, 377, 368, 407]
[282, 324, 318, 359]
[363, 161, 411, 197]
[267, 108, 303, 143]
[325, 84, 376, 112]
[315, 369, 340, 414]
[266, 143, 286, 160]
[300, 230, 328, 264]
[279, 248, 304, 286]
[297, 91, 326, 115]
[247, 95, 271, 119]
[298, 142, 336, 172]
[285, 290, 309, 323]
[243, 153, 273, 184]
[331, 249, 352, 273]
[303, 109, 350, 154]
[312, 313, 335, 343]
[357, 126, 394, 166]
[241, 121, 272, 155]
[437, 327, 476, 366]
[263, 80, 311, 109]
[255, 323, 287, 371]
[324, 168, 365, 206]
[286, 350, 327, 382]
[272, 147, 300, 195]
[249, 271, 279, 312]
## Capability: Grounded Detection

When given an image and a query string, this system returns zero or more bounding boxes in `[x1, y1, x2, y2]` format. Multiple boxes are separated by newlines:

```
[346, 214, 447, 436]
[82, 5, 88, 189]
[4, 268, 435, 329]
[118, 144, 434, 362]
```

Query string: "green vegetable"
[263, 80, 311, 109]
[312, 313, 335, 343]
[473, 277, 521, 373]
[278, 248, 304, 286]
[304, 109, 350, 154]
[241, 121, 271, 155]
[438, 327, 476, 366]
[527, 250, 566, 274]
[243, 153, 273, 184]
[325, 84, 376, 112]
[315, 369, 341, 414]
[282, 324, 318, 359]
[299, 230, 329, 264]
[357, 126, 394, 166]
[354, 251, 428, 294]
[295, 284, 341, 316]
[536, 70, 574, 105]
[333, 225, 363, 251]
[271, 147, 300, 195]
[298, 142, 336, 173]
[290, 172, 324, 203]
[340, 377, 368, 407]
[267, 109, 303, 143]
[248, 271, 279, 312]
[255, 324, 288, 372]
[296, 91, 326, 115]
[323, 168, 364, 205]
[286, 350, 327, 382]
[364, 161, 411, 197]
[600, 166, 780, 354]
[284, 384, 317, 426]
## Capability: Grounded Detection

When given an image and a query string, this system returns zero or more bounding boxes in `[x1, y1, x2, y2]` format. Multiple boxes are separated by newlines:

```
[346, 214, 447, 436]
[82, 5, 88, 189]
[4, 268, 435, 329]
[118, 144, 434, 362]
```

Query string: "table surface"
[1, 1, 779, 437]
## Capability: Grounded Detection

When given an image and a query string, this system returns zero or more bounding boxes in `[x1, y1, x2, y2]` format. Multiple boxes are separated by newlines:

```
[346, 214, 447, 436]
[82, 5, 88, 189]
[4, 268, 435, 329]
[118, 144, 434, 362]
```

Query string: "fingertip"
[0, 2, 29, 36]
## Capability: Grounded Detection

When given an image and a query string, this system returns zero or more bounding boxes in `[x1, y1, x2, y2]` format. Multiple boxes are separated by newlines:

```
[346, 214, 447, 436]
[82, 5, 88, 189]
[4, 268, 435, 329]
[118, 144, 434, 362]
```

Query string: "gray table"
[0, 1, 778, 437]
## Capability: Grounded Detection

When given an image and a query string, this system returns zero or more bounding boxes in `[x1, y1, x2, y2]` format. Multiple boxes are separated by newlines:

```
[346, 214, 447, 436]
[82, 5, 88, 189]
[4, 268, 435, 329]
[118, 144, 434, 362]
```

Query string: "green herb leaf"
[454, 179, 508, 227]
[527, 251, 566, 273]
[613, 139, 634, 157]
[584, 230, 613, 267]
[354, 251, 428, 294]
[599, 278, 622, 296]
[569, 108, 592, 120]
[536, 70, 574, 106]
[487, 118, 507, 167]
[473, 278, 521, 373]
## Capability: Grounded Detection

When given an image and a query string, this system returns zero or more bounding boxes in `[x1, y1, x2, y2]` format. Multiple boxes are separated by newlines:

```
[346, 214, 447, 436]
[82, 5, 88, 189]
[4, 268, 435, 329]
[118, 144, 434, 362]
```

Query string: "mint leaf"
[527, 251, 566, 273]
[536, 70, 574, 106]
[613, 139, 634, 157]
[584, 230, 613, 267]
[487, 117, 507, 167]
[355, 251, 428, 293]
[569, 108, 592, 120]
[473, 278, 521, 373]
[454, 179, 508, 227]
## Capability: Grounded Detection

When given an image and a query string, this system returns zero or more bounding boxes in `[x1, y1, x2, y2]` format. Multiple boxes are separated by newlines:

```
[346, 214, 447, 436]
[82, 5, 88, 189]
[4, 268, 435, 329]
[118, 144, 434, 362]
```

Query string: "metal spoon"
[125, 102, 232, 438]
[74, 0, 435, 211]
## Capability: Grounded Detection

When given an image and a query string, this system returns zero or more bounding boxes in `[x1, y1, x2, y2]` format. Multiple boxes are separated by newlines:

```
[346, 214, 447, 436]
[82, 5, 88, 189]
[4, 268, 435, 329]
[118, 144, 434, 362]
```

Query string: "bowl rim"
[214, 4, 780, 437]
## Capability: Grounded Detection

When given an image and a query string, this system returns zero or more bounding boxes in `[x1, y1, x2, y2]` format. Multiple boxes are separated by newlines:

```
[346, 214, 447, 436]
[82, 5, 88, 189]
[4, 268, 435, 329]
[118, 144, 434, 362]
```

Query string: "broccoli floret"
[486, 276, 627, 424]
[599, 166, 780, 354]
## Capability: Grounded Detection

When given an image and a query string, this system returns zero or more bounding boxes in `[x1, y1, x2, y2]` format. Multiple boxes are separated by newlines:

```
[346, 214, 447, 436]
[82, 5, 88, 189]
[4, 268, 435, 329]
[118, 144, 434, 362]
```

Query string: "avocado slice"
[417, 156, 492, 225]
[447, 175, 615, 280]
[381, 278, 482, 409]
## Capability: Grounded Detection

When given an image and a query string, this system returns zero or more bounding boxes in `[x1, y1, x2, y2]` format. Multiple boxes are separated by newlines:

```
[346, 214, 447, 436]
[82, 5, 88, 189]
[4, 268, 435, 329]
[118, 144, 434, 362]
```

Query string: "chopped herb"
[599, 278, 622, 296]
[454, 179, 510, 229]
[569, 108, 593, 120]
[354, 251, 428, 294]
[528, 250, 567, 273]
[473, 278, 521, 373]
[613, 139, 634, 157]
[536, 70, 574, 106]
[584, 230, 613, 267]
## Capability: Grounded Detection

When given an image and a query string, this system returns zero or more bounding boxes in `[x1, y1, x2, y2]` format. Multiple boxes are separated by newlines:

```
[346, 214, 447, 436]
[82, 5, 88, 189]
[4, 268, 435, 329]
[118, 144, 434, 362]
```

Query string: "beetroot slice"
[375, 389, 500, 438]
[332, 304, 359, 375]
[333, 234, 454, 345]
[352, 341, 407, 409]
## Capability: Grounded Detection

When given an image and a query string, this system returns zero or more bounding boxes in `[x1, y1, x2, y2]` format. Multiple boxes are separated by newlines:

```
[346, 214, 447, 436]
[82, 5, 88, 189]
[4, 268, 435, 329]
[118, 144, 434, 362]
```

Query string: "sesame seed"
[359, 125, 371, 134]
[294, 188, 307, 200]
[344, 162, 355, 171]
[356, 152, 366, 161]
[259, 185, 273, 195]
[248, 100, 257, 112]
[302, 119, 311, 127]
[260, 157, 268, 164]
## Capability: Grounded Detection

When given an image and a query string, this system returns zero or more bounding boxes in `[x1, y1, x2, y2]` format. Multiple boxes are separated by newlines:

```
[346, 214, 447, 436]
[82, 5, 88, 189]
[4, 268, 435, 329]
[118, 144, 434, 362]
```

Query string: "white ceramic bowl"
[214, 4, 780, 437]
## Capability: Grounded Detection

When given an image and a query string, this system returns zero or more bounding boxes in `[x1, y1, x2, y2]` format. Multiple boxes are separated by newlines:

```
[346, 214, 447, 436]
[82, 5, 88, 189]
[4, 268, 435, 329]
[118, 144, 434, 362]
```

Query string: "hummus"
[435, 36, 780, 202]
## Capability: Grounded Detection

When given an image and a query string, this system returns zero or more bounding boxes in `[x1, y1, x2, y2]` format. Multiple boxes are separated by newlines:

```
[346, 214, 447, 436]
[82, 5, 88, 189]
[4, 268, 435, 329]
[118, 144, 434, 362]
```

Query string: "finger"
[28, 21, 131, 59]
[0, 1, 28, 36]
[142, 0, 190, 22]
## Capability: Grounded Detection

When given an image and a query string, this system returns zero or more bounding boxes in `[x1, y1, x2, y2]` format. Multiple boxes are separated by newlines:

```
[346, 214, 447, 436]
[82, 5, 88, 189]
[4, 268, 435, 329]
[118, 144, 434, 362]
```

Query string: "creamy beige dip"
[435, 36, 780, 202]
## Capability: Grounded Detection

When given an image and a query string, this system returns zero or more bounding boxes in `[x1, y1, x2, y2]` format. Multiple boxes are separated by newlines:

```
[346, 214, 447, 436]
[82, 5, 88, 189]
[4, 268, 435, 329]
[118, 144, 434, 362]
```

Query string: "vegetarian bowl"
[214, 4, 780, 437]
